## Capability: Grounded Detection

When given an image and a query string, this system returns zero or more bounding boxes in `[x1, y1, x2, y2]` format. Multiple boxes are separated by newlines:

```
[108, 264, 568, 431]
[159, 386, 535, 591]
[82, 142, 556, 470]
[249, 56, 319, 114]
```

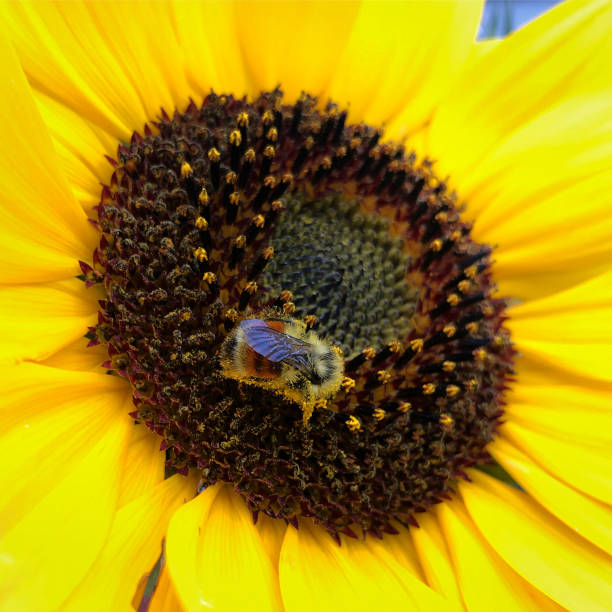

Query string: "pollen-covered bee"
[219, 312, 344, 423]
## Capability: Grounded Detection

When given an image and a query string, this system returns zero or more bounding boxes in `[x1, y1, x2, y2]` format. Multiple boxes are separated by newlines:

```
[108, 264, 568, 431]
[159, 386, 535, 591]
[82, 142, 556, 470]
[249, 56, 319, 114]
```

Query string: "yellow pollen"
[225, 171, 237, 185]
[389, 340, 402, 353]
[225, 308, 239, 322]
[314, 399, 328, 410]
[465, 265, 478, 279]
[321, 156, 332, 169]
[271, 199, 284, 212]
[466, 321, 479, 334]
[335, 145, 347, 158]
[377, 370, 391, 384]
[341, 377, 356, 392]
[264, 145, 275, 158]
[442, 360, 456, 372]
[199, 189, 209, 205]
[304, 314, 317, 328]
[474, 348, 487, 361]
[494, 335, 504, 347]
[350, 137, 362, 149]
[373, 408, 386, 421]
[410, 338, 424, 353]
[423, 383, 436, 395]
[431, 239, 443, 252]
[208, 148, 221, 162]
[279, 290, 293, 302]
[458, 280, 471, 293]
[482, 304, 495, 316]
[180, 162, 193, 178]
[305, 136, 315, 149]
[262, 110, 274, 124]
[440, 413, 454, 430]
[180, 311, 191, 322]
[331, 345, 343, 357]
[229, 192, 241, 206]
[435, 211, 448, 223]
[234, 235, 246, 248]
[245, 281, 258, 294]
[266, 127, 278, 141]
[399, 402, 411, 413]
[253, 214, 265, 228]
[283, 301, 296, 314]
[195, 216, 208, 230]
[202, 272, 217, 284]
[282, 172, 293, 184]
[193, 247, 208, 262]
[244, 148, 256, 162]
[237, 112, 249, 127]
[446, 385, 460, 398]
[263, 247, 274, 259]
[466, 379, 479, 392]
[264, 176, 277, 188]
[450, 230, 462, 242]
[229, 130, 242, 146]
[443, 324, 456, 338]
[447, 293, 460, 306]
[346, 415, 362, 433]
[363, 347, 376, 360]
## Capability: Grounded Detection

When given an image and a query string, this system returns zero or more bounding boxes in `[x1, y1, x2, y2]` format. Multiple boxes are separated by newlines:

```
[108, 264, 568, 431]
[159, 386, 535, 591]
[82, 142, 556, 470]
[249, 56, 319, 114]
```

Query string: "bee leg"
[301, 385, 315, 425]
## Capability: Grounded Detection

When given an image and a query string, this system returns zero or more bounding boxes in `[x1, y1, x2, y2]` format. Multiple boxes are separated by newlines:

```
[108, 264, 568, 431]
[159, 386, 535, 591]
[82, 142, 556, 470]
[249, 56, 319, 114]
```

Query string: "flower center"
[85, 90, 514, 540]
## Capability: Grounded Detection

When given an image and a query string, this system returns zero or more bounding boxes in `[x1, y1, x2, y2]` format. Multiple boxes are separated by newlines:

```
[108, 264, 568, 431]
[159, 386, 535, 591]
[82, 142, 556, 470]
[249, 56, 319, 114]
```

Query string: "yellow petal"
[63, 474, 197, 611]
[506, 271, 612, 382]
[491, 436, 612, 556]
[236, 0, 360, 103]
[509, 269, 612, 343]
[0, 279, 96, 365]
[172, 1, 249, 98]
[80, 1, 192, 118]
[461, 470, 612, 612]
[0, 29, 96, 282]
[428, 0, 612, 186]
[147, 565, 184, 612]
[279, 519, 445, 612]
[327, 0, 482, 133]
[117, 423, 166, 509]
[0, 364, 130, 611]
[40, 335, 107, 372]
[410, 512, 464, 608]
[437, 498, 564, 612]
[256, 513, 288, 572]
[34, 90, 116, 212]
[501, 421, 612, 506]
[504, 381, 612, 444]
[4, 1, 147, 139]
[166, 484, 282, 611]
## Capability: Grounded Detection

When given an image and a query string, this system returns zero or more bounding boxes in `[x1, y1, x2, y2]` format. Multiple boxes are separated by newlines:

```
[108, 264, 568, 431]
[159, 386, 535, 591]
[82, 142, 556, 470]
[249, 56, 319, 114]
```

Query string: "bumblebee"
[219, 313, 344, 423]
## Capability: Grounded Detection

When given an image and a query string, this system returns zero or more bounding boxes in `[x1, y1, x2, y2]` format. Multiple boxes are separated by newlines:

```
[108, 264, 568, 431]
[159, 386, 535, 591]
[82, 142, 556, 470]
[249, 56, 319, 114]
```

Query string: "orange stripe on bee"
[264, 320, 286, 332]
[244, 346, 282, 379]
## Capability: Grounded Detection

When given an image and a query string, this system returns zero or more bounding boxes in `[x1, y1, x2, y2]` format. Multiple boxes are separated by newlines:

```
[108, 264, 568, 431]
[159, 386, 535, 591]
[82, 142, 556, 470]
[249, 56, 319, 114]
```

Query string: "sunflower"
[1, 0, 611, 610]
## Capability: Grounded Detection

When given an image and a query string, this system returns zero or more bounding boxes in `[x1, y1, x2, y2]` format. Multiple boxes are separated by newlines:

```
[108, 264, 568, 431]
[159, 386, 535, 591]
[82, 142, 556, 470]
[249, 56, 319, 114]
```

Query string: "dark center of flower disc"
[85, 90, 514, 540]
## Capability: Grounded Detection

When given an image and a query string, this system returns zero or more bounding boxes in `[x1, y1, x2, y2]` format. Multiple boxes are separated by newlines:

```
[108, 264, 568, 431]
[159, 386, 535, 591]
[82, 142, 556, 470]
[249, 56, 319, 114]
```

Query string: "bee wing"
[240, 319, 311, 367]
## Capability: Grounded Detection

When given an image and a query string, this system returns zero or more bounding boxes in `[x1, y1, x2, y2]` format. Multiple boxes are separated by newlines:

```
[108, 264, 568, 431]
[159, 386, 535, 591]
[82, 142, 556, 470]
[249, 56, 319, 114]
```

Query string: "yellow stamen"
[373, 408, 386, 421]
[447, 293, 460, 306]
[442, 360, 456, 372]
[208, 148, 220, 163]
[446, 385, 460, 398]
[202, 272, 217, 284]
[195, 216, 208, 230]
[180, 162, 193, 178]
[341, 377, 355, 392]
[193, 247, 207, 262]
[399, 402, 411, 413]
[229, 130, 242, 146]
[443, 324, 456, 338]
[377, 370, 391, 384]
[410, 338, 424, 352]
[199, 188, 209, 205]
[363, 347, 376, 360]
[423, 383, 436, 395]
[346, 415, 362, 433]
